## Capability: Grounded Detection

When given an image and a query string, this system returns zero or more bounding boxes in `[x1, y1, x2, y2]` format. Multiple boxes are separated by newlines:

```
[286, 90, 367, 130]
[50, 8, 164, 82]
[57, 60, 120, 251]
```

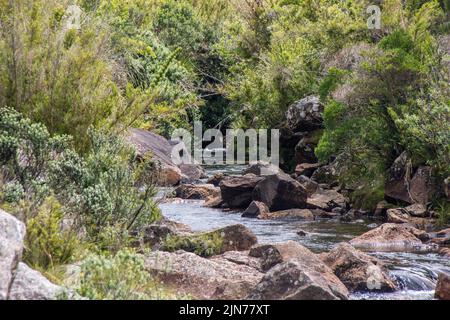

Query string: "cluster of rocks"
[2, 206, 449, 300]
[174, 162, 350, 222]
[143, 219, 398, 300]
[147, 217, 450, 300]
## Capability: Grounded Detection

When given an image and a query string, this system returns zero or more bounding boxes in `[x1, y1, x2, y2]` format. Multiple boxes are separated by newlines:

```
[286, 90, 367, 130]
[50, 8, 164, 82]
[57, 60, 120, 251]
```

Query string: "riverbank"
[155, 165, 450, 300]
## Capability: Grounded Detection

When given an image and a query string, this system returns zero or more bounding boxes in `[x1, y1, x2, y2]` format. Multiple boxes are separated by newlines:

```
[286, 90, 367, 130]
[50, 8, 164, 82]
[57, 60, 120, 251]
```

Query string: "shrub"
[76, 249, 178, 300]
[0, 108, 161, 247]
[0, 106, 70, 212]
[49, 129, 161, 244]
[0, 0, 122, 150]
[315, 2, 448, 207]
[23, 196, 78, 270]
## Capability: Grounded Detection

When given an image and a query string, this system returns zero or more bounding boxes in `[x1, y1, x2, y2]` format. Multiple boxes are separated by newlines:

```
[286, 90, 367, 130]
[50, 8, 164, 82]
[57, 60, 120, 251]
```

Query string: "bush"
[49, 130, 162, 244]
[0, 0, 123, 150]
[24, 197, 78, 270]
[76, 249, 178, 300]
[222, 0, 369, 129]
[0, 106, 69, 212]
[315, 2, 448, 207]
[0, 107, 161, 248]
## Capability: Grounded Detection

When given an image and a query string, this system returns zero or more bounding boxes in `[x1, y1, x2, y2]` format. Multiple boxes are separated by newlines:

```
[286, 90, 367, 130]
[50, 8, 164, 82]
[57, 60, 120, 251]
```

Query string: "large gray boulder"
[145, 251, 263, 300]
[8, 263, 64, 300]
[286, 96, 324, 132]
[0, 209, 67, 300]
[247, 244, 349, 300]
[252, 173, 307, 211]
[126, 128, 206, 185]
[0, 209, 26, 300]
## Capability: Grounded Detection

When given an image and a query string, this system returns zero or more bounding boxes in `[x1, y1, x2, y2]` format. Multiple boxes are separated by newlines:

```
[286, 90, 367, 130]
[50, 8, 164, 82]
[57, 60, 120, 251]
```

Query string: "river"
[158, 165, 450, 300]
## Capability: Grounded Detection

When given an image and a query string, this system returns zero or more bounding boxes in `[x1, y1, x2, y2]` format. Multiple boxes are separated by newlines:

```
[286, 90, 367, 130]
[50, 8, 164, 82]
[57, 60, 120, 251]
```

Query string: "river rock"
[404, 204, 428, 217]
[349, 223, 434, 252]
[207, 173, 225, 187]
[174, 184, 220, 200]
[126, 128, 206, 186]
[220, 175, 263, 208]
[259, 209, 314, 221]
[320, 243, 397, 292]
[430, 228, 450, 246]
[312, 209, 340, 219]
[210, 251, 263, 272]
[145, 251, 263, 299]
[373, 201, 391, 218]
[435, 272, 450, 300]
[215, 225, 258, 252]
[249, 241, 315, 272]
[164, 224, 257, 255]
[386, 208, 433, 230]
[252, 173, 307, 211]
[143, 218, 192, 247]
[296, 175, 319, 196]
[204, 195, 224, 208]
[243, 162, 281, 176]
[286, 96, 324, 132]
[179, 164, 207, 181]
[295, 163, 320, 178]
[0, 209, 26, 300]
[409, 166, 435, 204]
[386, 208, 412, 224]
[242, 201, 269, 218]
[306, 189, 347, 212]
[439, 248, 450, 258]
[385, 152, 435, 204]
[8, 263, 65, 300]
[161, 166, 183, 186]
[247, 246, 349, 300]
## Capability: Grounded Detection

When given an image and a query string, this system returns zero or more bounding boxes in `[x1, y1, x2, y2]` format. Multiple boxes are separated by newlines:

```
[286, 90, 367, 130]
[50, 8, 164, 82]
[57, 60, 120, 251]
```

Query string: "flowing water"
[157, 165, 450, 300]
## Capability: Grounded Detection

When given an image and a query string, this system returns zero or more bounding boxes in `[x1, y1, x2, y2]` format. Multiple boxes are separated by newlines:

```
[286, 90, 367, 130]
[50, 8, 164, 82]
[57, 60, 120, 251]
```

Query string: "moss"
[161, 231, 224, 257]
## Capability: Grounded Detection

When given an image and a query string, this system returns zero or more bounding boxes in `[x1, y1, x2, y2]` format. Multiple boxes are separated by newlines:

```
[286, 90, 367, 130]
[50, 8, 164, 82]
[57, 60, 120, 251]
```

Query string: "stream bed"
[158, 165, 450, 300]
